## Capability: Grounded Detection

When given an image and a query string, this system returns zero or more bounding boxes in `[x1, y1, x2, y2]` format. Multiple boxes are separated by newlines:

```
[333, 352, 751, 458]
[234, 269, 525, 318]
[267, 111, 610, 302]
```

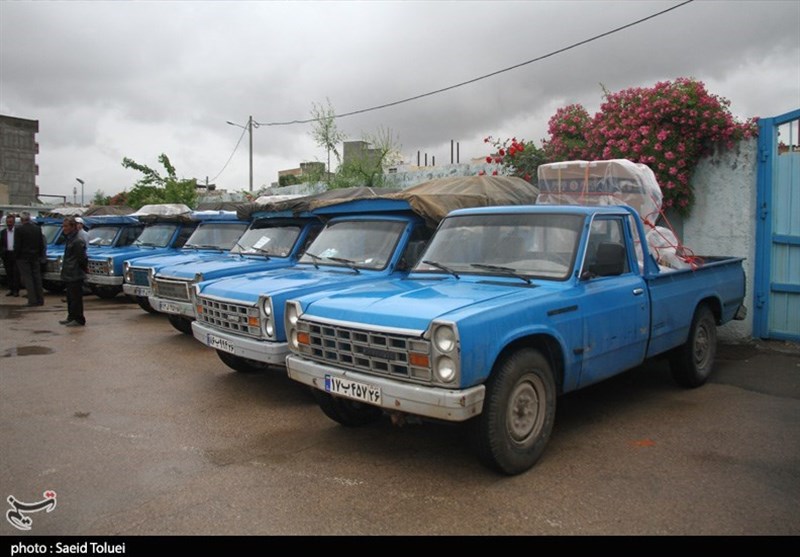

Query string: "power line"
[258, 0, 694, 127]
[209, 121, 248, 182]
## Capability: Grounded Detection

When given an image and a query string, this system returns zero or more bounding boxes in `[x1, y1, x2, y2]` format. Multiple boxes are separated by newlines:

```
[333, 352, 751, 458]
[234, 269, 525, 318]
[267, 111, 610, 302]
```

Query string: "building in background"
[0, 115, 39, 205]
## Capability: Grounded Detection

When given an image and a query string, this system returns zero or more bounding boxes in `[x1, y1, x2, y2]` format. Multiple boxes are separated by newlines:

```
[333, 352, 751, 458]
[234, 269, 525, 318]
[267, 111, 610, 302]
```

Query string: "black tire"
[43, 280, 65, 294]
[669, 304, 717, 388]
[135, 296, 159, 314]
[472, 348, 556, 475]
[216, 350, 269, 373]
[167, 314, 194, 335]
[312, 390, 382, 427]
[92, 285, 120, 299]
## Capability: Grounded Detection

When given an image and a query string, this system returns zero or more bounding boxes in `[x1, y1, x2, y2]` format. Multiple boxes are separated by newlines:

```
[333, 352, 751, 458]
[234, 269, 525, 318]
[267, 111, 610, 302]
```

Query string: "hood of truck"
[301, 276, 561, 331]
[124, 250, 218, 271]
[157, 254, 293, 280]
[89, 245, 174, 262]
[198, 265, 386, 303]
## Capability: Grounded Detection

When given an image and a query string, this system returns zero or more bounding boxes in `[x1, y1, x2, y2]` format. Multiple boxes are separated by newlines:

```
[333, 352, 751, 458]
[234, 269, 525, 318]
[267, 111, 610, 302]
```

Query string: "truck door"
[577, 216, 650, 387]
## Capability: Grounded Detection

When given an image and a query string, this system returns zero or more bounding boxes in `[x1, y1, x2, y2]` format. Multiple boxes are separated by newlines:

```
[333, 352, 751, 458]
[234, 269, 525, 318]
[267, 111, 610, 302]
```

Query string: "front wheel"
[135, 296, 158, 314]
[216, 350, 269, 373]
[91, 285, 120, 299]
[669, 304, 717, 388]
[472, 348, 556, 475]
[167, 314, 194, 335]
[43, 280, 65, 294]
[312, 390, 382, 427]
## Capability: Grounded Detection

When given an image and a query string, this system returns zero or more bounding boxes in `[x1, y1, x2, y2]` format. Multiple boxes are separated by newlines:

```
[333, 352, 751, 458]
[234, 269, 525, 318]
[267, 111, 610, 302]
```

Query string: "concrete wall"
[0, 115, 39, 205]
[682, 139, 757, 341]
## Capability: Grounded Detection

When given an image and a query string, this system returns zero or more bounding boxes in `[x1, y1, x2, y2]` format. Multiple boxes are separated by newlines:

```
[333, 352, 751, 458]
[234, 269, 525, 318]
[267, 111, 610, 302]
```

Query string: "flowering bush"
[543, 78, 758, 214]
[480, 136, 546, 183]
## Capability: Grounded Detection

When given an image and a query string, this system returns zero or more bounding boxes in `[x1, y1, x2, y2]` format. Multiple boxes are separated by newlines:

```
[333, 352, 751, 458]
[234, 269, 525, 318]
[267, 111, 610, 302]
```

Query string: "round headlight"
[265, 321, 274, 337]
[262, 298, 272, 316]
[434, 325, 456, 353]
[435, 356, 456, 383]
[287, 304, 299, 325]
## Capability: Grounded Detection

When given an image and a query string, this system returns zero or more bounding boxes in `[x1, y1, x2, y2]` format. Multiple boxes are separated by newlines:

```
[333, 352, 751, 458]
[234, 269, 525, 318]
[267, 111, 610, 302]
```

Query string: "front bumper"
[285, 355, 485, 422]
[148, 296, 194, 317]
[191, 321, 288, 365]
[43, 272, 62, 282]
[123, 284, 151, 298]
[86, 275, 123, 286]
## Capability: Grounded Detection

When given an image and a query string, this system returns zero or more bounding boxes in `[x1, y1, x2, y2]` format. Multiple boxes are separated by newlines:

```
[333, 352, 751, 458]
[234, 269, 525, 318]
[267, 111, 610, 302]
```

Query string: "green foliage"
[91, 190, 110, 206]
[279, 174, 302, 187]
[121, 154, 198, 209]
[482, 137, 546, 183]
[310, 98, 347, 182]
[329, 128, 402, 189]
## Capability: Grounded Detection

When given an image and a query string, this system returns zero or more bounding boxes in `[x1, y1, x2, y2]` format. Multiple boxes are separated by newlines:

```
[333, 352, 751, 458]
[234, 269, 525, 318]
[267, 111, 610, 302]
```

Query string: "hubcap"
[507, 374, 546, 445]
[694, 323, 711, 368]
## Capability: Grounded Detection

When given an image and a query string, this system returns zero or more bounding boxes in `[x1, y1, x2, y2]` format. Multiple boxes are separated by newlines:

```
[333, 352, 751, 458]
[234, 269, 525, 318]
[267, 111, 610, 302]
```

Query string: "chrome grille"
[129, 268, 150, 286]
[46, 259, 61, 273]
[197, 296, 262, 338]
[87, 260, 107, 275]
[296, 319, 431, 382]
[154, 278, 191, 302]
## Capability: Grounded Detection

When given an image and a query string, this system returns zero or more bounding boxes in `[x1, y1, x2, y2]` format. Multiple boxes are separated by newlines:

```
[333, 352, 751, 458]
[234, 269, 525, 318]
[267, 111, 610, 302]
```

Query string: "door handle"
[633, 288, 644, 296]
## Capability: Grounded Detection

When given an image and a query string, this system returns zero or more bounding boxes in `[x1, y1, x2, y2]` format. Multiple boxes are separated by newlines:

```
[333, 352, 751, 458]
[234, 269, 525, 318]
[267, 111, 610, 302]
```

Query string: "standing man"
[14, 211, 45, 307]
[75, 216, 90, 245]
[59, 216, 87, 326]
[0, 213, 20, 296]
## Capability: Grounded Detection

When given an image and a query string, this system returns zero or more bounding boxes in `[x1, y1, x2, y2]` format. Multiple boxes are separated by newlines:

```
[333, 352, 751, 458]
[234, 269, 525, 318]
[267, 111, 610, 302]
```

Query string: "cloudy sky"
[1, 0, 798, 204]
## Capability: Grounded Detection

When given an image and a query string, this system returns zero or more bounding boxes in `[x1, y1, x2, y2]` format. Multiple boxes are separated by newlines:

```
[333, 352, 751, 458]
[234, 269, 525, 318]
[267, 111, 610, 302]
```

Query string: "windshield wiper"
[135, 242, 159, 247]
[327, 256, 360, 274]
[471, 263, 531, 284]
[422, 260, 460, 279]
[238, 242, 271, 259]
[304, 252, 321, 269]
[186, 244, 223, 250]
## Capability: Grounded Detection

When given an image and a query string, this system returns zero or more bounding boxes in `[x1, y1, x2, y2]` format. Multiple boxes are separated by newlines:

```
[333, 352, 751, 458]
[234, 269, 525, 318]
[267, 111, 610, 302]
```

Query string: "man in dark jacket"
[59, 216, 88, 327]
[1, 213, 20, 296]
[14, 211, 45, 306]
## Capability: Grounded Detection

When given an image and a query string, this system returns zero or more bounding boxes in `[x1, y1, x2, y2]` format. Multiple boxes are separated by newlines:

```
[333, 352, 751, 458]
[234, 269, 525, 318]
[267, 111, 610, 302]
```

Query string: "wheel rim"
[506, 373, 546, 446]
[693, 321, 712, 370]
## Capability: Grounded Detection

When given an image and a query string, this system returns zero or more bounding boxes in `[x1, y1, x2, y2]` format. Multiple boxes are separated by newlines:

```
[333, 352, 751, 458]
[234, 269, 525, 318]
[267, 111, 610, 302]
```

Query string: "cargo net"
[537, 160, 702, 271]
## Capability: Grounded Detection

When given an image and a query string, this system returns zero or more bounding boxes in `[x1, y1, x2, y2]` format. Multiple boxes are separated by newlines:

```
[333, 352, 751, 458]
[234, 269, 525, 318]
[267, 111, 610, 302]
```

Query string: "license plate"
[324, 375, 381, 405]
[130, 286, 149, 297]
[206, 334, 235, 353]
[158, 301, 181, 314]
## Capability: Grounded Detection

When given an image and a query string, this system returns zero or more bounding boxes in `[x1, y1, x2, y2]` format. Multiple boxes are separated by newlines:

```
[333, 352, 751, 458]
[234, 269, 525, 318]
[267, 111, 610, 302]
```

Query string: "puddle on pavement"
[3, 346, 54, 357]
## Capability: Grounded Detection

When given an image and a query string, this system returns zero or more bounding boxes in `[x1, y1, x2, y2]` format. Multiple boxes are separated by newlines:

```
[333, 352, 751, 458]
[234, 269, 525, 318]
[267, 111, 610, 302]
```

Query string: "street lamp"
[75, 178, 84, 206]
[226, 115, 259, 192]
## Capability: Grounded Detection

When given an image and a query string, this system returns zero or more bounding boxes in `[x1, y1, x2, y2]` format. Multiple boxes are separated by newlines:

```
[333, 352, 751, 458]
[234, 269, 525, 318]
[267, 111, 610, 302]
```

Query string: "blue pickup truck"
[43, 214, 145, 293]
[284, 203, 747, 475]
[146, 199, 323, 334]
[191, 177, 541, 374]
[0, 215, 63, 284]
[120, 210, 249, 313]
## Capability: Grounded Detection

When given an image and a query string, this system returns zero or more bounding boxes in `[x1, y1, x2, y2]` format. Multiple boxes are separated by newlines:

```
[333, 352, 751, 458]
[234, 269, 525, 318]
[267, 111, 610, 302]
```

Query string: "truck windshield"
[133, 224, 179, 248]
[41, 224, 61, 244]
[231, 224, 302, 257]
[298, 220, 405, 271]
[184, 223, 248, 250]
[415, 213, 584, 280]
[88, 226, 121, 247]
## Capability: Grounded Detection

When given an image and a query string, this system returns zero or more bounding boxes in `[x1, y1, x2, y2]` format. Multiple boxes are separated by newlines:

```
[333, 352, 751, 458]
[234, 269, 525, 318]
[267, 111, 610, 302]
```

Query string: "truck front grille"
[154, 278, 191, 302]
[87, 260, 108, 275]
[197, 297, 262, 338]
[129, 268, 150, 286]
[296, 320, 431, 382]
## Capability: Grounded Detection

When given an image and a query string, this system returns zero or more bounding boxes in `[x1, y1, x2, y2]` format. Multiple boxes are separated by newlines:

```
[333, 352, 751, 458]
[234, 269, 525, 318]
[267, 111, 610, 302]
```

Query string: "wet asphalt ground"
[1, 291, 798, 536]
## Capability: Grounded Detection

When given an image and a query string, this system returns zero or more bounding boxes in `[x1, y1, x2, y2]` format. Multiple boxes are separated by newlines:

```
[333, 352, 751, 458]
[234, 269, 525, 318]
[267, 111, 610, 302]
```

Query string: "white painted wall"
[682, 139, 757, 341]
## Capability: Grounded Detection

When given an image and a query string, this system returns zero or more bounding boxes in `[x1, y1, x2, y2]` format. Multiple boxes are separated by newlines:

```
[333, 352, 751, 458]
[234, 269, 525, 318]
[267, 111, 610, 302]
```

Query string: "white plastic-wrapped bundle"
[646, 226, 693, 271]
[537, 159, 662, 226]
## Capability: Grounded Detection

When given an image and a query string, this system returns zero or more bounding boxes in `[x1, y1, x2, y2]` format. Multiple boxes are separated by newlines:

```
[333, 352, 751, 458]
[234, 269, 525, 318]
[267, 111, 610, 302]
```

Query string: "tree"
[91, 190, 110, 206]
[121, 154, 198, 209]
[330, 127, 402, 189]
[309, 98, 347, 183]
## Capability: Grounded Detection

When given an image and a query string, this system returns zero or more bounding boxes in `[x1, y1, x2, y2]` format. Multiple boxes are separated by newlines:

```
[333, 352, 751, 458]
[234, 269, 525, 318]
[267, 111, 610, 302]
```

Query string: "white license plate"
[130, 286, 149, 297]
[158, 301, 181, 314]
[324, 374, 381, 405]
[206, 334, 235, 353]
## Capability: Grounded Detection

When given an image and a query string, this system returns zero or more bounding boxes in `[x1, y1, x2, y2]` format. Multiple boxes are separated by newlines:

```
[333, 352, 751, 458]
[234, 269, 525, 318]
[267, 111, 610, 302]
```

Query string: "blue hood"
[157, 254, 293, 281]
[89, 245, 173, 262]
[302, 276, 560, 331]
[199, 265, 383, 304]
[124, 250, 220, 271]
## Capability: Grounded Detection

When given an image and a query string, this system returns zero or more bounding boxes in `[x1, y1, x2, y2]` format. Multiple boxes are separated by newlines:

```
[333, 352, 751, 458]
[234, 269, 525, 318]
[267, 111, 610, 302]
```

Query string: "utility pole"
[226, 116, 258, 192]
